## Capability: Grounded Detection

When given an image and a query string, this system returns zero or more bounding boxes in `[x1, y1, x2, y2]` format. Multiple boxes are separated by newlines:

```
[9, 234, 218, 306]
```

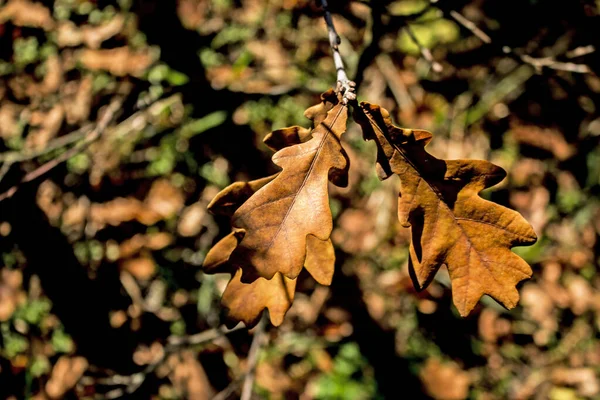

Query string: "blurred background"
[0, 0, 599, 399]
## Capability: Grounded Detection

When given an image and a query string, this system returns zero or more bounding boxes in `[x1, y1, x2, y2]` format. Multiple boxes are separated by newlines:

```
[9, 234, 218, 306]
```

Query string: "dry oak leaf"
[229, 103, 349, 281]
[203, 91, 341, 326]
[57, 15, 124, 49]
[207, 172, 335, 285]
[204, 230, 332, 327]
[419, 358, 470, 400]
[45, 356, 88, 399]
[355, 102, 537, 316]
[204, 172, 334, 326]
[203, 229, 295, 327]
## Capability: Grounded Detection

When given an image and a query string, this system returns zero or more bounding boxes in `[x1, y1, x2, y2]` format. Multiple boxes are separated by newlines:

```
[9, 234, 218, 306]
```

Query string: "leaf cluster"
[204, 90, 537, 327]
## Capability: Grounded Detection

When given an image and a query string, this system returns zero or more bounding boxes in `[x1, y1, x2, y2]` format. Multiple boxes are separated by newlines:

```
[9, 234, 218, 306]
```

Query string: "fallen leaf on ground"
[79, 47, 155, 77]
[419, 358, 470, 400]
[45, 356, 88, 399]
[63, 75, 93, 125]
[25, 105, 64, 150]
[0, 0, 54, 30]
[57, 16, 124, 49]
[167, 350, 214, 400]
[121, 255, 157, 280]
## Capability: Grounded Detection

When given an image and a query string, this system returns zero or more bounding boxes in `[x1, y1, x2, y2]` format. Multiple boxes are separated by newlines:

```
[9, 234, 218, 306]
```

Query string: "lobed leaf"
[203, 92, 345, 326]
[230, 102, 349, 281]
[355, 102, 537, 316]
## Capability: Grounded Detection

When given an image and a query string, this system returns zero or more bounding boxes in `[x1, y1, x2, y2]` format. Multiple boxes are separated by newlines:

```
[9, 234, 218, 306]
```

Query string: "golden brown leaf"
[304, 89, 340, 126]
[203, 229, 332, 326]
[202, 229, 293, 327]
[208, 175, 278, 217]
[202, 229, 245, 274]
[304, 235, 335, 286]
[222, 269, 296, 327]
[203, 91, 344, 326]
[230, 103, 349, 281]
[355, 102, 537, 316]
[263, 126, 312, 151]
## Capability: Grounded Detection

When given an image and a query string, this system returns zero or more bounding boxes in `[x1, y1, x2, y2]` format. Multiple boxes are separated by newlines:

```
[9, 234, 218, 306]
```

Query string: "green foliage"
[312, 343, 380, 400]
[13, 37, 39, 69]
[30, 355, 51, 378]
[51, 326, 74, 353]
[397, 20, 459, 55]
[15, 298, 52, 326]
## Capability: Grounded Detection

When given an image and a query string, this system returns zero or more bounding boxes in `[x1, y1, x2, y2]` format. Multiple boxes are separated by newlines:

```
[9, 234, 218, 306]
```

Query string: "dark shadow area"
[329, 250, 427, 399]
[0, 186, 140, 373]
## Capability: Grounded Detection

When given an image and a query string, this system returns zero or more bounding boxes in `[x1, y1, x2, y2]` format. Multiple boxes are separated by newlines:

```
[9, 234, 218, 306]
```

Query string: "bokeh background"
[0, 0, 599, 399]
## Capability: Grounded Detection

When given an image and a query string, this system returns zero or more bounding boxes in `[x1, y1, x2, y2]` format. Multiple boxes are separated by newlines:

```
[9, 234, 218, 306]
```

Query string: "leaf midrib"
[362, 108, 504, 301]
[259, 105, 346, 270]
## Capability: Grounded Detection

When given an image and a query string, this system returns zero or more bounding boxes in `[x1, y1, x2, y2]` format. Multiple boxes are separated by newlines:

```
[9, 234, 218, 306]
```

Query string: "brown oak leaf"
[203, 229, 294, 327]
[229, 102, 348, 281]
[204, 167, 334, 326]
[355, 102, 537, 316]
[203, 91, 343, 326]
[203, 229, 331, 326]
[207, 172, 336, 282]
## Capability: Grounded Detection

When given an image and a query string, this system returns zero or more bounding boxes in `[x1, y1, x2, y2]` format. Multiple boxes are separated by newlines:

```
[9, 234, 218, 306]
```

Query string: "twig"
[212, 378, 242, 400]
[0, 160, 12, 184]
[404, 25, 443, 73]
[566, 45, 595, 59]
[319, 0, 356, 103]
[167, 324, 243, 347]
[240, 314, 268, 400]
[445, 6, 592, 74]
[519, 54, 591, 74]
[0, 95, 125, 202]
[375, 54, 416, 114]
[99, 324, 245, 399]
[354, 3, 434, 90]
[0, 124, 92, 163]
[448, 10, 491, 44]
[0, 93, 180, 189]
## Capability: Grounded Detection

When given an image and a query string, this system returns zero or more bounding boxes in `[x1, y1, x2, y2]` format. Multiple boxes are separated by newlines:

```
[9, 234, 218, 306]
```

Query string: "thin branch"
[0, 94, 125, 202]
[445, 7, 592, 74]
[448, 10, 491, 44]
[319, 0, 356, 103]
[566, 45, 595, 59]
[375, 54, 416, 114]
[212, 379, 242, 400]
[0, 124, 92, 163]
[98, 324, 244, 399]
[167, 324, 243, 347]
[240, 313, 268, 400]
[520, 54, 591, 74]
